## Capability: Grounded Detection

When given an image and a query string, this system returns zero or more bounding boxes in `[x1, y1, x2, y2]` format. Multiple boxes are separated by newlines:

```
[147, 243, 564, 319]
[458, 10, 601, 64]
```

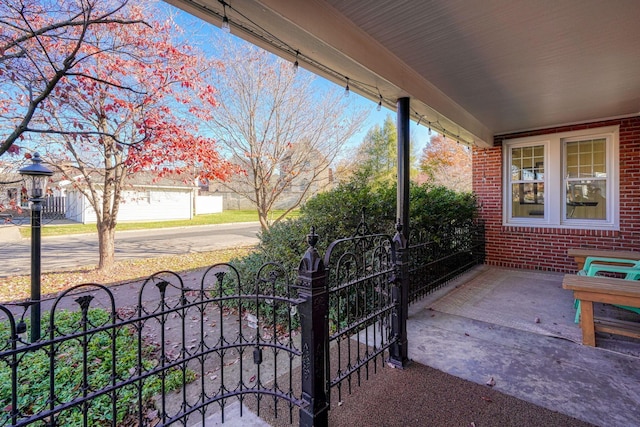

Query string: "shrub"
[410, 184, 477, 230]
[269, 179, 477, 254]
[229, 177, 478, 327]
[299, 177, 395, 241]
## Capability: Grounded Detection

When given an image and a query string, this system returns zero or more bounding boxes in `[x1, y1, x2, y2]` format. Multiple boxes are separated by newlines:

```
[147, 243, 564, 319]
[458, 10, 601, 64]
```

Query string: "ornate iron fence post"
[389, 222, 410, 368]
[298, 227, 329, 427]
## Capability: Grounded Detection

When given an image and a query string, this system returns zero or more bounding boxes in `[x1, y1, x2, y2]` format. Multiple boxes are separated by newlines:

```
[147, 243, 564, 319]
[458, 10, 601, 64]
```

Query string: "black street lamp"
[19, 153, 53, 342]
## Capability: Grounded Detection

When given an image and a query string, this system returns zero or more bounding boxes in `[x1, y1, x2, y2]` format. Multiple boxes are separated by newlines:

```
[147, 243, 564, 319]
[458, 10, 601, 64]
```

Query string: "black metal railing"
[323, 231, 397, 403]
[0, 263, 304, 426]
[408, 222, 485, 303]
[0, 220, 485, 426]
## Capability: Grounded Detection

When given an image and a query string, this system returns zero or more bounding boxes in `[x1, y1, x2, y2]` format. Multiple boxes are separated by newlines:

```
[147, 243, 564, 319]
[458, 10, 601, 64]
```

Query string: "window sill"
[501, 223, 619, 237]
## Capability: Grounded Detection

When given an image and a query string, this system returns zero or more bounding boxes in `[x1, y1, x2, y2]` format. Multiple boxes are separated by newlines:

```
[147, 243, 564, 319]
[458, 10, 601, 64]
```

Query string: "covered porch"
[407, 265, 639, 426]
[160, 1, 640, 425]
[3, 1, 638, 425]
[328, 265, 640, 427]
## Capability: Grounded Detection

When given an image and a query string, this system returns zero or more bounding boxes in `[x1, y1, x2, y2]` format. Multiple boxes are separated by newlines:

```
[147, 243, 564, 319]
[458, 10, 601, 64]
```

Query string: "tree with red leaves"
[0, 0, 150, 157]
[25, 3, 234, 271]
[418, 135, 472, 192]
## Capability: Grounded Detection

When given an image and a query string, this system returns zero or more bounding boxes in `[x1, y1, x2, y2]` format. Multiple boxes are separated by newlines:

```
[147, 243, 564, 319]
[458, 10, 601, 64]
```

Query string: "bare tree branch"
[205, 41, 367, 230]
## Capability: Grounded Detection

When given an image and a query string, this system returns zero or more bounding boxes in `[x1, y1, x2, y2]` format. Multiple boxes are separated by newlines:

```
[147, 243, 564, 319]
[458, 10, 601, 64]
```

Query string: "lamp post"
[19, 153, 53, 343]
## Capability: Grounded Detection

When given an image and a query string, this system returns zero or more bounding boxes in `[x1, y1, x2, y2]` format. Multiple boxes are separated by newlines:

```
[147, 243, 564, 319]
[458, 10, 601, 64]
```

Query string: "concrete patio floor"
[410, 265, 640, 427]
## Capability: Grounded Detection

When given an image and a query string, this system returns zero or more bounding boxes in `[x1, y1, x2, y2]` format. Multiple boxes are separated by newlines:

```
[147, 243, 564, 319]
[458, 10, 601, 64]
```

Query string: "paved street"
[0, 222, 261, 276]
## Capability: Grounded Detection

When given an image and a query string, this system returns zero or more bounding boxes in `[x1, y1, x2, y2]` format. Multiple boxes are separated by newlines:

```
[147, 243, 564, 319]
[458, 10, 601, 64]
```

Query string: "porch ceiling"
[167, 0, 640, 147]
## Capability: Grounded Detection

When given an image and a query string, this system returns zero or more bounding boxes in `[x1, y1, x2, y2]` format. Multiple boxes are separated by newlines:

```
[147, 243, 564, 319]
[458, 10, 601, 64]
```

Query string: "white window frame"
[503, 125, 619, 230]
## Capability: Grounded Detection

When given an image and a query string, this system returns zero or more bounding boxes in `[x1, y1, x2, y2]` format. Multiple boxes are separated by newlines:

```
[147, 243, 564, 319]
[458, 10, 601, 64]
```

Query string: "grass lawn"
[19, 209, 298, 238]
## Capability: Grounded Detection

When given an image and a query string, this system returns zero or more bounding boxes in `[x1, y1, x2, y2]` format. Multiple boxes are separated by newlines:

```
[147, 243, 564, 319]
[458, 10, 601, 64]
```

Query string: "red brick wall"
[472, 116, 640, 272]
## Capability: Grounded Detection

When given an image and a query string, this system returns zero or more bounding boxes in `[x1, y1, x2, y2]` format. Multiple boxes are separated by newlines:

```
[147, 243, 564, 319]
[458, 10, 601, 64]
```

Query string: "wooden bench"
[567, 248, 640, 271]
[562, 274, 640, 346]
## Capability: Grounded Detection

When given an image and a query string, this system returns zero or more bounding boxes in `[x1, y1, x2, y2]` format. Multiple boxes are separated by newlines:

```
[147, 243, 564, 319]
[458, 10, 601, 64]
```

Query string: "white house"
[64, 173, 222, 224]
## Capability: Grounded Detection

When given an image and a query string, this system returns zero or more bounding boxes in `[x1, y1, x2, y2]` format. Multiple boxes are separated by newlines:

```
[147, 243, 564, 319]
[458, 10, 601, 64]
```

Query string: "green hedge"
[231, 177, 478, 298]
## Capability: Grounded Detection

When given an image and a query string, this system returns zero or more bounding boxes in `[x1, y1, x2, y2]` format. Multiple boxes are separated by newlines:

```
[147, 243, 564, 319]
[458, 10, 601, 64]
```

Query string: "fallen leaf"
[224, 358, 239, 366]
[534, 317, 541, 324]
[486, 377, 496, 387]
[481, 396, 492, 402]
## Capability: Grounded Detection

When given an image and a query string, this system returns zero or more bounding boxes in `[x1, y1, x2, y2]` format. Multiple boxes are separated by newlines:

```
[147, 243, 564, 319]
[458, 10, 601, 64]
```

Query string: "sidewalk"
[0, 224, 21, 243]
[0, 217, 81, 243]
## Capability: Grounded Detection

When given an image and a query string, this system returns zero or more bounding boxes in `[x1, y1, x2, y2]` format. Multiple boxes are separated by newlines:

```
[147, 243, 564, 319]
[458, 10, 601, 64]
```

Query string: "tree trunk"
[258, 210, 270, 231]
[97, 220, 116, 271]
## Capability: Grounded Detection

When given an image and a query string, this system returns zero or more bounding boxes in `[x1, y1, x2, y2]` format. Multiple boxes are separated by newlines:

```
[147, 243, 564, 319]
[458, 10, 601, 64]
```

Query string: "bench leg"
[580, 300, 596, 346]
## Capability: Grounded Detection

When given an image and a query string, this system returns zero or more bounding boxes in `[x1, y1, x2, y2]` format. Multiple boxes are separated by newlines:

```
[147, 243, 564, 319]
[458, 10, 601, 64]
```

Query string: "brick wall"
[473, 116, 640, 272]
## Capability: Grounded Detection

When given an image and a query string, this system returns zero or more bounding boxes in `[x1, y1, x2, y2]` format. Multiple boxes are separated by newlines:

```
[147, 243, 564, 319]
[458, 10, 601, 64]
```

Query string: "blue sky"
[162, 2, 430, 154]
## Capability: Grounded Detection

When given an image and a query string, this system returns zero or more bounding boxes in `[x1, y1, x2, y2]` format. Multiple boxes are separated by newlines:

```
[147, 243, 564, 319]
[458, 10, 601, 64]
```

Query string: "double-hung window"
[503, 125, 619, 230]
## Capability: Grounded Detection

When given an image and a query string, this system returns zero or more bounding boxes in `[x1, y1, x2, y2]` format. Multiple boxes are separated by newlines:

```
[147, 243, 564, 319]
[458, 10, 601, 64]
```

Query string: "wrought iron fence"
[0, 263, 304, 426]
[323, 230, 397, 403]
[0, 221, 485, 426]
[407, 222, 486, 303]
